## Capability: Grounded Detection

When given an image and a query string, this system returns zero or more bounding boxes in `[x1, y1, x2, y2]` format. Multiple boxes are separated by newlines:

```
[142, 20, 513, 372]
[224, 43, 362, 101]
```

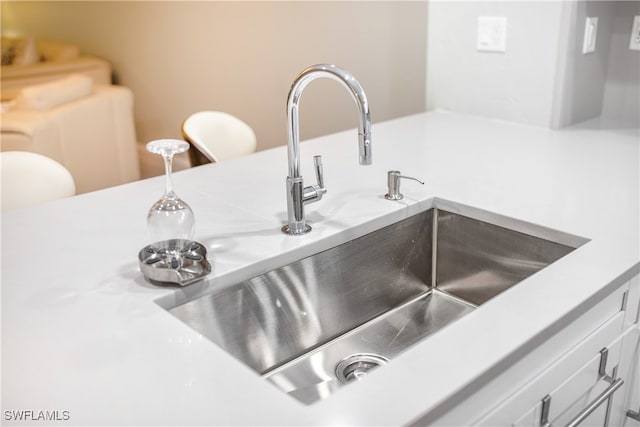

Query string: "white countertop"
[2, 111, 639, 426]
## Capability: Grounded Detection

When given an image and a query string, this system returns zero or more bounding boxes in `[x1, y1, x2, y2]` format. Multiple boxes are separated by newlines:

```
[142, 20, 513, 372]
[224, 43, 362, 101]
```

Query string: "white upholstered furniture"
[181, 111, 257, 166]
[1, 38, 111, 102]
[1, 151, 76, 212]
[1, 78, 140, 194]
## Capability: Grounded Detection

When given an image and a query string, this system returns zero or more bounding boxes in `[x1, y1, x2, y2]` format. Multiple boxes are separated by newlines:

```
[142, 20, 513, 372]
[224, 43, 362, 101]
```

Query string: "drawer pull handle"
[564, 378, 623, 427]
[540, 379, 624, 427]
[539, 348, 624, 427]
[541, 395, 552, 427]
[597, 348, 614, 384]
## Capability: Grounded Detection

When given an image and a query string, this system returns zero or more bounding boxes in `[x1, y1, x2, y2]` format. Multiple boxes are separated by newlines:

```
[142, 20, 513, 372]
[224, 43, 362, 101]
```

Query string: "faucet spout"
[283, 64, 372, 235]
[286, 64, 372, 178]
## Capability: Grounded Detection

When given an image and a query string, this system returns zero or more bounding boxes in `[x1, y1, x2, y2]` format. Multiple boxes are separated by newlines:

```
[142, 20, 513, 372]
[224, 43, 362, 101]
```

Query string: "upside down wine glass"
[146, 139, 195, 266]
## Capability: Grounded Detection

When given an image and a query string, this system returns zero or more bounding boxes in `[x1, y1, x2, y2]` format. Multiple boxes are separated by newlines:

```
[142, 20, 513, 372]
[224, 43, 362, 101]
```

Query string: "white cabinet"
[474, 313, 624, 426]
[425, 273, 640, 427]
[616, 274, 640, 427]
[538, 335, 624, 427]
[611, 325, 640, 427]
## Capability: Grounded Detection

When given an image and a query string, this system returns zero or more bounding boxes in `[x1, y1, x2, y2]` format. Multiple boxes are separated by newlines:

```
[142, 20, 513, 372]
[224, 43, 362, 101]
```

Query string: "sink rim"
[155, 197, 590, 312]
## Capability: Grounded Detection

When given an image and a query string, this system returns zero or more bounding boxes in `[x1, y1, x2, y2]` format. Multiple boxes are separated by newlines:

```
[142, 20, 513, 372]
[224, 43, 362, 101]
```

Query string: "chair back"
[1, 151, 76, 212]
[181, 111, 256, 166]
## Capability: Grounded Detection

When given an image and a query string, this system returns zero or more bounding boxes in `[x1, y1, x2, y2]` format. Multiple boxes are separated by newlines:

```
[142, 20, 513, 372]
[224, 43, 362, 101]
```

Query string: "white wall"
[426, 0, 639, 129]
[426, 1, 565, 127]
[1, 1, 427, 152]
[601, 1, 640, 124]
[553, 1, 616, 128]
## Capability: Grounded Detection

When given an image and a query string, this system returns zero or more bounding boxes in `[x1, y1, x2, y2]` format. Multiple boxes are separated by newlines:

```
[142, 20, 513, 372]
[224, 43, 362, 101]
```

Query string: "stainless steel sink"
[167, 205, 585, 404]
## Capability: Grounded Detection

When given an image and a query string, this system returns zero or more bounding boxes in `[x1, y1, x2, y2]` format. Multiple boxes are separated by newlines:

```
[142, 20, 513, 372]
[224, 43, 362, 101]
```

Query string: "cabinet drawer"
[543, 334, 622, 426]
[512, 341, 623, 427]
[475, 311, 625, 426]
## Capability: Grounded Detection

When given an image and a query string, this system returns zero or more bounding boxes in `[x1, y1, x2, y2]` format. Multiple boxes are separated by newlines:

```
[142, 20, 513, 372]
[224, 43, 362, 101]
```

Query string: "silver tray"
[138, 239, 211, 286]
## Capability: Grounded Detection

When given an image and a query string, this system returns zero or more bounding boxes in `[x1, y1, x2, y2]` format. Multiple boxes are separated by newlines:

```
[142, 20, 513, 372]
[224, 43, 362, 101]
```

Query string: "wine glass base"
[138, 239, 211, 286]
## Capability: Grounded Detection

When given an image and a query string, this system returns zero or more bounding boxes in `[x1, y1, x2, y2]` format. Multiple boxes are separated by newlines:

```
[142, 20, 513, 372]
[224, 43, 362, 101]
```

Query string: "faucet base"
[281, 224, 312, 235]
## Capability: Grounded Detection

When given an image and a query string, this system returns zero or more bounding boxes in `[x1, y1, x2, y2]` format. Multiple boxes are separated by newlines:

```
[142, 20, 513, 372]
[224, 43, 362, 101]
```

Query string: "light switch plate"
[477, 16, 507, 53]
[630, 15, 640, 50]
[582, 16, 598, 54]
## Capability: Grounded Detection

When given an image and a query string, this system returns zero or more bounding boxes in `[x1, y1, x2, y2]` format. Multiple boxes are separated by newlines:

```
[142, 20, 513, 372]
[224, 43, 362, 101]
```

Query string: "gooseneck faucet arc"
[282, 64, 373, 235]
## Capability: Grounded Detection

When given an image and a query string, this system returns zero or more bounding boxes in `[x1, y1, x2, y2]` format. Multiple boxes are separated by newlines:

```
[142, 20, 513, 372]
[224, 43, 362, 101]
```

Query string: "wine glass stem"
[163, 153, 174, 197]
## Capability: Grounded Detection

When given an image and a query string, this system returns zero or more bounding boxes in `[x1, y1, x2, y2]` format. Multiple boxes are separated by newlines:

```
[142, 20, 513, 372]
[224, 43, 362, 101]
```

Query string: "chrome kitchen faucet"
[282, 64, 372, 235]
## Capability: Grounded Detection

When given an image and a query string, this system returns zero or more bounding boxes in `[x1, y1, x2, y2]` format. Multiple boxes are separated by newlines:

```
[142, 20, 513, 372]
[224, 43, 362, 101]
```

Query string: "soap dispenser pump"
[385, 170, 424, 201]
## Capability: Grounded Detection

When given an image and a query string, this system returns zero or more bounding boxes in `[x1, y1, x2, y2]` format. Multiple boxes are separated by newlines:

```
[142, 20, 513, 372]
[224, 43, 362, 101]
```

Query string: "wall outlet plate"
[477, 16, 507, 53]
[582, 16, 598, 54]
[630, 15, 640, 51]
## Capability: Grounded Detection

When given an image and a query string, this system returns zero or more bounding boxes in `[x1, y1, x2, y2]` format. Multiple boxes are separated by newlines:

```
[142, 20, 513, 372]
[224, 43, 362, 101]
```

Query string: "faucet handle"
[314, 155, 325, 190]
[385, 170, 424, 201]
[302, 155, 328, 203]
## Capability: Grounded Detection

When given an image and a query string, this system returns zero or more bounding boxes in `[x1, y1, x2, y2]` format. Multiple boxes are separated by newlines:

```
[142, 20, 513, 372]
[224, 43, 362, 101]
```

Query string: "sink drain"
[335, 353, 389, 384]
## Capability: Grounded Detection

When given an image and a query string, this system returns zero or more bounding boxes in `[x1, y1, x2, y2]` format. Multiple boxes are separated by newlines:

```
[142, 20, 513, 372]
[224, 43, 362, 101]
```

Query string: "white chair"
[1, 151, 76, 212]
[181, 111, 257, 166]
[1, 81, 140, 194]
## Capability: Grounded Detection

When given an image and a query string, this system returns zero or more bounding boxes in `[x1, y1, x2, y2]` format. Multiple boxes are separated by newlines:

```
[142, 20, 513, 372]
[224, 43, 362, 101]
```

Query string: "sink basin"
[167, 204, 586, 404]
